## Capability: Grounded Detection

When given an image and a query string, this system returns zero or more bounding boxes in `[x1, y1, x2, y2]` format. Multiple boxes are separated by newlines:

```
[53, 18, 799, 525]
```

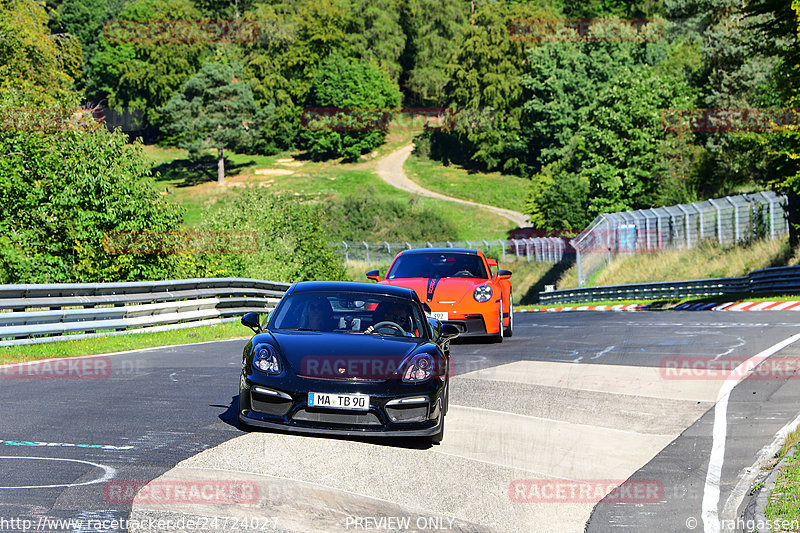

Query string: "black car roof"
[397, 248, 479, 255]
[287, 280, 419, 301]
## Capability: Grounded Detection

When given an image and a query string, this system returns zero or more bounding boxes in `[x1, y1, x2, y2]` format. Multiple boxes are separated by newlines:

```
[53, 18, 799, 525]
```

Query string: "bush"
[0, 120, 186, 283]
[195, 189, 346, 282]
[325, 189, 459, 242]
[302, 54, 402, 162]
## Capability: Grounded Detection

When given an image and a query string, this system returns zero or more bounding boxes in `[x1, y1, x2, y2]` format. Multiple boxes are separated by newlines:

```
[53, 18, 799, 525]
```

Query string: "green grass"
[766, 437, 800, 532]
[141, 139, 516, 240]
[404, 152, 529, 213]
[0, 321, 252, 364]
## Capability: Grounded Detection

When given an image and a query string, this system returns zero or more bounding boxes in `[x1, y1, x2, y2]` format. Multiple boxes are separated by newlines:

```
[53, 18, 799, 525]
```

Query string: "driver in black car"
[365, 301, 412, 335]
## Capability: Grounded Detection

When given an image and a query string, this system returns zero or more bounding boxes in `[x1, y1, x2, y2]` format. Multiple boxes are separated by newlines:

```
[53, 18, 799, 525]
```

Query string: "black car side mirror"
[366, 269, 381, 282]
[440, 324, 460, 341]
[241, 312, 262, 334]
[497, 269, 512, 280]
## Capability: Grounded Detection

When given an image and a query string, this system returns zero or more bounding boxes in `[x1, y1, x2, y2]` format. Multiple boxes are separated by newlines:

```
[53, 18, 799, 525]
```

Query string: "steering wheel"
[453, 270, 473, 277]
[369, 321, 405, 336]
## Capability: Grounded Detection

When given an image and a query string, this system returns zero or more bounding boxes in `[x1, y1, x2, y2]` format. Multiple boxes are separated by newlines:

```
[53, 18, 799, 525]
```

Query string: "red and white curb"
[520, 301, 800, 313]
[520, 304, 649, 313]
[673, 301, 800, 311]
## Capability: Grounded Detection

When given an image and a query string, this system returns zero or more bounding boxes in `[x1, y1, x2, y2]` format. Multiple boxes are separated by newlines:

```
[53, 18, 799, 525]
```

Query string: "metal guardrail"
[0, 278, 290, 347]
[539, 265, 800, 305]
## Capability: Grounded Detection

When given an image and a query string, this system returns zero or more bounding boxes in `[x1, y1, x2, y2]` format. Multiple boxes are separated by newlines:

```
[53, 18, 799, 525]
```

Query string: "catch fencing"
[0, 278, 290, 347]
[332, 238, 571, 265]
[572, 191, 789, 287]
[539, 264, 800, 305]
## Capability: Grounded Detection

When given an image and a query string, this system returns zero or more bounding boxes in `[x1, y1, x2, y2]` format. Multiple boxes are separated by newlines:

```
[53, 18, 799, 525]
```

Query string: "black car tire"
[237, 391, 253, 432]
[493, 298, 504, 343]
[430, 412, 445, 445]
[504, 297, 514, 338]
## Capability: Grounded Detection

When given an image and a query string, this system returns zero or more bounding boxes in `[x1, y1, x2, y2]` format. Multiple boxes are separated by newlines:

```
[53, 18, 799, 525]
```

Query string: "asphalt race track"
[1, 311, 800, 532]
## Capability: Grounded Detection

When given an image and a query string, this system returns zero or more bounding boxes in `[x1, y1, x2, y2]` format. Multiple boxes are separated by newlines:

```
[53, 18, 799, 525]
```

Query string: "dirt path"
[375, 143, 529, 228]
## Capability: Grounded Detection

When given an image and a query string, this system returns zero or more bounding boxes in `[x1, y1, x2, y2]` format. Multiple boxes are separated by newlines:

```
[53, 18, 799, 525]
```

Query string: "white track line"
[721, 409, 800, 525]
[701, 333, 800, 533]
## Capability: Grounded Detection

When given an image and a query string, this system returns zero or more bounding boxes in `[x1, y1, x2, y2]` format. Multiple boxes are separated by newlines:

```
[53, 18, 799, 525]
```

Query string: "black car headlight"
[403, 353, 434, 382]
[253, 343, 281, 374]
[473, 284, 493, 303]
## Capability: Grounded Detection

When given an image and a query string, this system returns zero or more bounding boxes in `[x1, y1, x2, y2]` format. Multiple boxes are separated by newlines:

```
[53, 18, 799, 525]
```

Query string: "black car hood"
[269, 331, 425, 380]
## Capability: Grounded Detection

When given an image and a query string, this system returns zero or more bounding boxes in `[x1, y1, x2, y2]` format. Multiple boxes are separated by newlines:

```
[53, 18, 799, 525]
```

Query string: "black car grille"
[292, 408, 382, 426]
[385, 404, 428, 423]
[250, 390, 292, 416]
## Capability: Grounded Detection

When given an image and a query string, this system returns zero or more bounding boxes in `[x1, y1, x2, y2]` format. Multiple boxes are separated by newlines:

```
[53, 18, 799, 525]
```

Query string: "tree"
[239, 0, 354, 151]
[744, 0, 800, 246]
[86, 0, 207, 137]
[160, 61, 265, 184]
[400, 0, 469, 105]
[0, 114, 185, 283]
[430, 2, 559, 174]
[303, 54, 402, 162]
[196, 189, 347, 282]
[0, 0, 82, 105]
[56, 0, 125, 94]
[523, 30, 699, 229]
[664, 0, 782, 195]
[346, 0, 406, 81]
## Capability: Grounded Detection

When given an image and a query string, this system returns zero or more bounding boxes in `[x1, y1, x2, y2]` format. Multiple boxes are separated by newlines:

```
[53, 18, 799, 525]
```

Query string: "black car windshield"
[270, 291, 429, 338]
[386, 252, 489, 280]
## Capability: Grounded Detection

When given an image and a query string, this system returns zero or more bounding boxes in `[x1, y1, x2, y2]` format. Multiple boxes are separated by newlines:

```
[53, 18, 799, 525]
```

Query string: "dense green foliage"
[83, 0, 208, 136]
[303, 54, 402, 161]
[0, 124, 186, 283]
[196, 189, 347, 282]
[5, 0, 800, 283]
[744, 0, 800, 245]
[324, 189, 459, 242]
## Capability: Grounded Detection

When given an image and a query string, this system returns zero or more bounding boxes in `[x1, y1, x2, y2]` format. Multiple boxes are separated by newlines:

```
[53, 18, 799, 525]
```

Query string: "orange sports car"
[367, 248, 513, 341]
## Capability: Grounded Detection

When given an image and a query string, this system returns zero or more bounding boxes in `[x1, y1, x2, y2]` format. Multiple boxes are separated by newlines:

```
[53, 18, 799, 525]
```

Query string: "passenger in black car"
[302, 297, 336, 332]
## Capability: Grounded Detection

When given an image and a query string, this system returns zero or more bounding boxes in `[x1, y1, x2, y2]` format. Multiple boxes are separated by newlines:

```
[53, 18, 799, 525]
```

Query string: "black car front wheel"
[430, 409, 445, 445]
[237, 390, 253, 431]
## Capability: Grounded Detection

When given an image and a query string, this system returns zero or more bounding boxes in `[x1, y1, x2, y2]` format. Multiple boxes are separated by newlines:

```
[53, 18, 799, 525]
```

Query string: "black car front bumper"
[239, 373, 445, 437]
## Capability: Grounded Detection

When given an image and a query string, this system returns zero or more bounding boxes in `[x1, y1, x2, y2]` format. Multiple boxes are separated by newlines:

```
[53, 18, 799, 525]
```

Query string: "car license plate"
[431, 312, 448, 321]
[308, 392, 369, 410]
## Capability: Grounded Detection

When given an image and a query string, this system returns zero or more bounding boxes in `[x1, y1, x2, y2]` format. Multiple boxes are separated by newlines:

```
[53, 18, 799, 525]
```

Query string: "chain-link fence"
[331, 237, 571, 266]
[571, 191, 789, 287]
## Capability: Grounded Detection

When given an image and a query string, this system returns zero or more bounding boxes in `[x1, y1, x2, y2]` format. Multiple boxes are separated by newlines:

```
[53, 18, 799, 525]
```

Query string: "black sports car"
[238, 281, 459, 443]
